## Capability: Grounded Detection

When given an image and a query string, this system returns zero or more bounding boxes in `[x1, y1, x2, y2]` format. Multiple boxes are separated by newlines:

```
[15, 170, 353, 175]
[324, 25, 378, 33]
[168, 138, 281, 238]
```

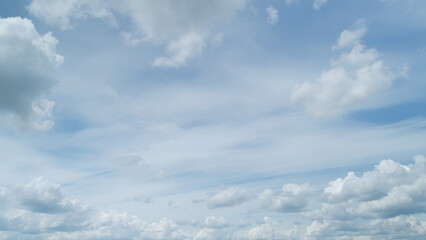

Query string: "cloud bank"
[1, 156, 426, 239]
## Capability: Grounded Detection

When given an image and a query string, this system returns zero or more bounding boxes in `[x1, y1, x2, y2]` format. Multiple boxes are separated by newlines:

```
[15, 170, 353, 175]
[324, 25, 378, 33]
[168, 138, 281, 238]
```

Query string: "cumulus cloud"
[259, 183, 313, 213]
[27, 0, 246, 67]
[0, 17, 62, 130]
[2, 156, 426, 239]
[15, 177, 86, 214]
[0, 178, 193, 239]
[324, 156, 426, 217]
[301, 155, 426, 240]
[291, 21, 398, 117]
[207, 187, 251, 208]
[266, 6, 279, 26]
[247, 217, 299, 240]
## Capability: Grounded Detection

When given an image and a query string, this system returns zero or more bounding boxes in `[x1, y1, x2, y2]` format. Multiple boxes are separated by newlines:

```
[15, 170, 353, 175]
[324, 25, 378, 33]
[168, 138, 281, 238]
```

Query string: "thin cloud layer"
[0, 17, 62, 130]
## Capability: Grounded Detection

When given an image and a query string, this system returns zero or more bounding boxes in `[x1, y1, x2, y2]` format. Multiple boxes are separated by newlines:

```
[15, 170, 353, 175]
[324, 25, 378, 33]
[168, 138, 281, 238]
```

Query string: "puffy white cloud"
[15, 177, 86, 214]
[323, 159, 414, 204]
[27, 0, 246, 67]
[247, 217, 299, 240]
[308, 155, 426, 224]
[0, 178, 91, 236]
[0, 178, 193, 239]
[291, 22, 398, 117]
[0, 17, 62, 130]
[207, 187, 251, 208]
[259, 183, 313, 213]
[266, 6, 279, 26]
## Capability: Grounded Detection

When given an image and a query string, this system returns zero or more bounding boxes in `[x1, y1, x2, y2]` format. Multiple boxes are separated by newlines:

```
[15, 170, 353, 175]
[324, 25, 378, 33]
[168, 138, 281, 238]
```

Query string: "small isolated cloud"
[207, 187, 251, 208]
[0, 17, 62, 130]
[313, 0, 328, 9]
[27, 0, 116, 30]
[291, 21, 398, 117]
[259, 183, 314, 213]
[266, 6, 279, 26]
[285, 0, 298, 4]
[153, 31, 206, 67]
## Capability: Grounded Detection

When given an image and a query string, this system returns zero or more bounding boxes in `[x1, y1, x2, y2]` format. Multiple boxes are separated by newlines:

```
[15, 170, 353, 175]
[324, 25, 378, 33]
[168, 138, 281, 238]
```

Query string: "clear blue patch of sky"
[0, 0, 31, 19]
[350, 101, 426, 125]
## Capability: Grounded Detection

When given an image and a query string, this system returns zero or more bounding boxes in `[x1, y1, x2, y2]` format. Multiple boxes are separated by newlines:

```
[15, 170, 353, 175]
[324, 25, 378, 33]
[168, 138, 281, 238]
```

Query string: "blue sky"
[1, 0, 426, 239]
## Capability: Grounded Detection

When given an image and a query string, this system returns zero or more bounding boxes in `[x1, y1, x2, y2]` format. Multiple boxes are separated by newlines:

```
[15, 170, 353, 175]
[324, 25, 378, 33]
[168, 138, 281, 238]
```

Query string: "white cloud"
[153, 31, 206, 67]
[0, 17, 62, 130]
[323, 158, 413, 204]
[305, 216, 426, 240]
[27, 0, 116, 30]
[307, 155, 426, 226]
[259, 183, 313, 213]
[15, 177, 87, 214]
[247, 217, 299, 240]
[291, 22, 398, 117]
[0, 178, 193, 239]
[2, 157, 426, 239]
[27, 0, 246, 67]
[207, 187, 251, 208]
[285, 0, 298, 4]
[266, 6, 279, 26]
[204, 216, 230, 229]
[193, 228, 230, 240]
[313, 0, 328, 9]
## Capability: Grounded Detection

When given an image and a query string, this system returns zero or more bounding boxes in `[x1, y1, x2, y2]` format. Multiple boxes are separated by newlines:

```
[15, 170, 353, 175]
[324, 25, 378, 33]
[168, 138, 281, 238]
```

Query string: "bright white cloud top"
[291, 21, 398, 117]
[1, 0, 426, 239]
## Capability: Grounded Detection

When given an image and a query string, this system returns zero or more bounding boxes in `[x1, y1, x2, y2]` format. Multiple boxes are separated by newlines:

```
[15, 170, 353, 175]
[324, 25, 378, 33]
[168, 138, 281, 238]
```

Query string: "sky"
[1, 0, 426, 239]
